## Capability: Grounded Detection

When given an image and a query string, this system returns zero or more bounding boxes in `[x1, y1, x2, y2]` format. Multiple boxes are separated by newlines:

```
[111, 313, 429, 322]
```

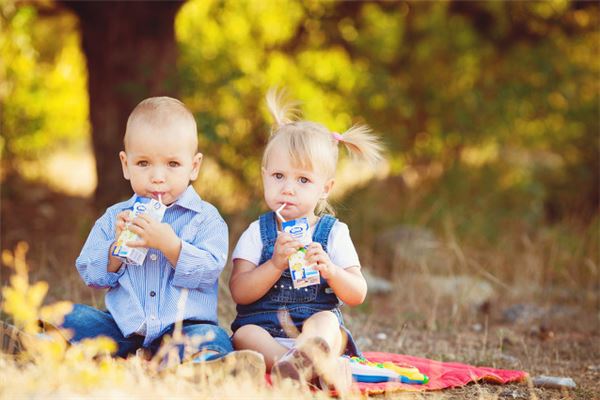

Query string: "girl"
[229, 90, 383, 391]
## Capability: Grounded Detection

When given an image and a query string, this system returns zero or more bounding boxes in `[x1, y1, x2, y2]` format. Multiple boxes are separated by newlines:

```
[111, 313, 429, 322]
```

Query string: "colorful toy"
[346, 356, 429, 384]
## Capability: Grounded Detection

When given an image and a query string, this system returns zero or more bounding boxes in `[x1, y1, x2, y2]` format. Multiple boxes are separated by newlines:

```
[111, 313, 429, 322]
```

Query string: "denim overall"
[231, 212, 362, 356]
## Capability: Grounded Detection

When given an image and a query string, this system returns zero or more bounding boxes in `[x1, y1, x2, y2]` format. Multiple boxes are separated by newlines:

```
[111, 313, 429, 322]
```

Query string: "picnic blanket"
[356, 351, 528, 394]
[266, 351, 527, 395]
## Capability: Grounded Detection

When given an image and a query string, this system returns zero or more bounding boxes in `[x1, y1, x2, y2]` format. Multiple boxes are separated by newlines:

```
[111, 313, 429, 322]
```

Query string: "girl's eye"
[137, 161, 148, 167]
[274, 173, 284, 180]
[299, 177, 310, 184]
[169, 161, 180, 167]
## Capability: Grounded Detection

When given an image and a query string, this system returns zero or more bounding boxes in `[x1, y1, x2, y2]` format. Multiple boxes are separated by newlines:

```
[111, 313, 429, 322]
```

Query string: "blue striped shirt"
[75, 185, 228, 346]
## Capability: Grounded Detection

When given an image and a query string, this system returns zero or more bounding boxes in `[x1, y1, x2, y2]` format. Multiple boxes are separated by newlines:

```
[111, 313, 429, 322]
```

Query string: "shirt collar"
[120, 186, 203, 213]
[172, 185, 204, 213]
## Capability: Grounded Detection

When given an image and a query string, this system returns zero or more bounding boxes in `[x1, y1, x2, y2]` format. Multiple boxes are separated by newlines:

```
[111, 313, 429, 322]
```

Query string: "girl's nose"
[281, 181, 295, 195]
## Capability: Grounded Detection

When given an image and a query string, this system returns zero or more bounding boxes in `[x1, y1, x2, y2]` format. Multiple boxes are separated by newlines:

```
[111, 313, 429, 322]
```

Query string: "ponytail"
[336, 124, 384, 166]
[265, 88, 300, 131]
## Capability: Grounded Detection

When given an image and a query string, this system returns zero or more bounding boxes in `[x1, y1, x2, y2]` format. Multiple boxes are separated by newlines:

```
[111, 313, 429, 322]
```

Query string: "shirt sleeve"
[328, 222, 361, 269]
[230, 221, 262, 266]
[75, 209, 126, 288]
[171, 211, 229, 290]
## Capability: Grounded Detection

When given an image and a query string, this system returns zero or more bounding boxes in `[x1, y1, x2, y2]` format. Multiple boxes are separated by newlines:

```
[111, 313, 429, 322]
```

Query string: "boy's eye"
[137, 161, 148, 167]
[168, 161, 180, 167]
[273, 173, 284, 180]
[299, 177, 310, 184]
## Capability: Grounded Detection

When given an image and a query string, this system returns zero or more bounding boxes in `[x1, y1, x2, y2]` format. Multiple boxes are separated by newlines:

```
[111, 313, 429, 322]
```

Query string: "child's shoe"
[316, 356, 354, 395]
[192, 349, 267, 383]
[271, 337, 330, 386]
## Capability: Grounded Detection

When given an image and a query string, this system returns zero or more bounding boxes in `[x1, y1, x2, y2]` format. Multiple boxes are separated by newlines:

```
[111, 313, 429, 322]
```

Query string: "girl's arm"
[306, 242, 367, 306]
[229, 232, 302, 305]
[322, 266, 367, 306]
[229, 258, 284, 305]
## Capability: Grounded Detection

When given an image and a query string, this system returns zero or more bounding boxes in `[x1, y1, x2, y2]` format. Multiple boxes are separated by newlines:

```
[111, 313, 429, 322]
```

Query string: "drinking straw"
[275, 203, 286, 223]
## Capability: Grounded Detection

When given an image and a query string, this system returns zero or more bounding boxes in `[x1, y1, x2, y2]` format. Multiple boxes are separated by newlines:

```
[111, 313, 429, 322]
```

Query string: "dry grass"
[1, 176, 598, 399]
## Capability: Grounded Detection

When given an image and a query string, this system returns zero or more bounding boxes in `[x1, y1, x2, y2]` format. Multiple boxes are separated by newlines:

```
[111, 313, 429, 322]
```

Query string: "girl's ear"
[190, 152, 203, 181]
[321, 178, 335, 199]
[119, 151, 130, 180]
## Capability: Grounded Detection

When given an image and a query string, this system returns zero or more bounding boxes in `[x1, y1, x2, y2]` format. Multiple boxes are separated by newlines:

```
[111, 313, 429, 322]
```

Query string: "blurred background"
[1, 0, 598, 325]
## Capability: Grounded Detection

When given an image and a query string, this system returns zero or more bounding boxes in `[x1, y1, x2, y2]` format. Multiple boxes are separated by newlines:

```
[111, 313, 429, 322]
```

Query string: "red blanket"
[357, 352, 528, 394]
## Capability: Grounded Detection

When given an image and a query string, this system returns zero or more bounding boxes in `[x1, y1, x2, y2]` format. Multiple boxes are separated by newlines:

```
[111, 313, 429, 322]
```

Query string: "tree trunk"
[63, 1, 183, 210]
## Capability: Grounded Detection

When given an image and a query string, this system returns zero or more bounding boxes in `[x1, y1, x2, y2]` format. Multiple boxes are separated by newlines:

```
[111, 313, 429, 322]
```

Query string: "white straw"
[158, 194, 163, 205]
[275, 203, 286, 223]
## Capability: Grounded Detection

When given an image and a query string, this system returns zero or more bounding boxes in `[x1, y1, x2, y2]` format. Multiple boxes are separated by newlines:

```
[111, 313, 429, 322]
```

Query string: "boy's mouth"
[151, 191, 166, 200]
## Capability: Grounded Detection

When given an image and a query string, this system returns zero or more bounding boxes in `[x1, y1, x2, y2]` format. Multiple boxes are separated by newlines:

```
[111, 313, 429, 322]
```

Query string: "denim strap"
[259, 212, 278, 265]
[312, 214, 337, 251]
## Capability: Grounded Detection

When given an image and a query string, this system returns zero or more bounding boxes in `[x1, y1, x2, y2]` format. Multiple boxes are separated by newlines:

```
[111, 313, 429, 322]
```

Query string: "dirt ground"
[1, 178, 598, 399]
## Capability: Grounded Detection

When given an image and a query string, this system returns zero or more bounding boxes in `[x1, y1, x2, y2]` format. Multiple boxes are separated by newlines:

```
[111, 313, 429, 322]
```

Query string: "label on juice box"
[282, 217, 320, 289]
[111, 196, 167, 266]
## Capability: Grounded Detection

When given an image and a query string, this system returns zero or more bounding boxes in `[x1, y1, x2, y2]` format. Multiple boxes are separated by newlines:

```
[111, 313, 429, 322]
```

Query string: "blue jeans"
[62, 304, 233, 360]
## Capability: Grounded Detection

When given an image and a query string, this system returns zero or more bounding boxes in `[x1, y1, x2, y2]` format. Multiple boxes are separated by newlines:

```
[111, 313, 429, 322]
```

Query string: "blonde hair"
[263, 88, 383, 215]
[124, 96, 198, 151]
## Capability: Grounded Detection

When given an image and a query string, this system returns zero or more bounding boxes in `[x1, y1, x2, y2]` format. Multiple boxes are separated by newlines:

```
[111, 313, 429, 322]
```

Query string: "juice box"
[282, 217, 320, 288]
[111, 196, 167, 266]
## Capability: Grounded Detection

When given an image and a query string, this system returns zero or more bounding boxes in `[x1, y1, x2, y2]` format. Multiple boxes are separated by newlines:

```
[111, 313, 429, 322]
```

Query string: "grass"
[1, 172, 598, 399]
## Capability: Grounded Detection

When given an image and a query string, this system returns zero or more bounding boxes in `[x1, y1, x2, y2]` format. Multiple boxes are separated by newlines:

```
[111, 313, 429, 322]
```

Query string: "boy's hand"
[115, 210, 132, 238]
[306, 242, 338, 280]
[126, 214, 180, 254]
[272, 232, 302, 271]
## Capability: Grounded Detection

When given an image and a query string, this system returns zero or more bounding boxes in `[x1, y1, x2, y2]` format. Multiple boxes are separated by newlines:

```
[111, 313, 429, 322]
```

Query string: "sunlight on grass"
[16, 148, 96, 197]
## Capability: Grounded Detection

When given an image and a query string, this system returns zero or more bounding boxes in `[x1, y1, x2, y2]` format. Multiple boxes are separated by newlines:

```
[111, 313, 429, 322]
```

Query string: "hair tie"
[331, 132, 344, 142]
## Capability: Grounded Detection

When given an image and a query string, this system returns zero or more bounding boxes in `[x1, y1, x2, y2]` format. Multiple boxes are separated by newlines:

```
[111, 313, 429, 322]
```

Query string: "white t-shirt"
[232, 219, 360, 269]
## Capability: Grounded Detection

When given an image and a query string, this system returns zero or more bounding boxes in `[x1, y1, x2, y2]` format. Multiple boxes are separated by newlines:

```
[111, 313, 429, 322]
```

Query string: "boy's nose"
[151, 167, 166, 183]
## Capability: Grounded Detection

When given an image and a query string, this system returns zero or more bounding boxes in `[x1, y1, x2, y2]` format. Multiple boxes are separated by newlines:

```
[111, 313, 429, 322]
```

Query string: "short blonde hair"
[263, 89, 383, 215]
[124, 96, 198, 151]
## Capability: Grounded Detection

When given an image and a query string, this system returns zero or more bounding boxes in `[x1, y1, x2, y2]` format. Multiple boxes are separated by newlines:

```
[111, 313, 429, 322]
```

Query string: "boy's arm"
[170, 214, 229, 290]
[76, 210, 126, 288]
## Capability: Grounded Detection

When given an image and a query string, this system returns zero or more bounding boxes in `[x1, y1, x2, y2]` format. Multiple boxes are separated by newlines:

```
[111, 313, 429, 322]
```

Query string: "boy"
[62, 97, 264, 373]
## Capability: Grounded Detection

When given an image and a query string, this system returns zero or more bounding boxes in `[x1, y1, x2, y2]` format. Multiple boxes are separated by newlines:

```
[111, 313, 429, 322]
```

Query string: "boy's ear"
[119, 151, 130, 180]
[190, 152, 203, 181]
[321, 178, 335, 199]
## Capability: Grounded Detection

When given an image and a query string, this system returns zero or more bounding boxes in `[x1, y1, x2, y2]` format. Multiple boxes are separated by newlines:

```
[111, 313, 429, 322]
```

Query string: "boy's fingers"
[125, 240, 145, 248]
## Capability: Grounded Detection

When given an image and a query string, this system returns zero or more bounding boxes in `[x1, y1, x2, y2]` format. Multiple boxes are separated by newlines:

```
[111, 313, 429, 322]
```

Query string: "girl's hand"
[272, 232, 302, 271]
[125, 214, 179, 252]
[306, 242, 338, 280]
[115, 210, 132, 238]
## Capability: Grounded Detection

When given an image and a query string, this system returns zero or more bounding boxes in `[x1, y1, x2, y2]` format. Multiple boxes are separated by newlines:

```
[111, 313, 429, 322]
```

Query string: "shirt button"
[149, 254, 158, 261]
[151, 315, 157, 320]
[149, 291, 156, 297]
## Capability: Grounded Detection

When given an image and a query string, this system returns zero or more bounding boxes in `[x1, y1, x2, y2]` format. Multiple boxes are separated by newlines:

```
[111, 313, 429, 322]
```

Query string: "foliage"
[1, 0, 598, 223]
[0, 1, 89, 170]
[174, 0, 599, 220]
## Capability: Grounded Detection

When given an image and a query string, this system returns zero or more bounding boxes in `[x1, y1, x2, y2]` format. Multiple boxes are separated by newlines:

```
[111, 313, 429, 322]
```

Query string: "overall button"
[149, 291, 156, 297]
[149, 254, 158, 261]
